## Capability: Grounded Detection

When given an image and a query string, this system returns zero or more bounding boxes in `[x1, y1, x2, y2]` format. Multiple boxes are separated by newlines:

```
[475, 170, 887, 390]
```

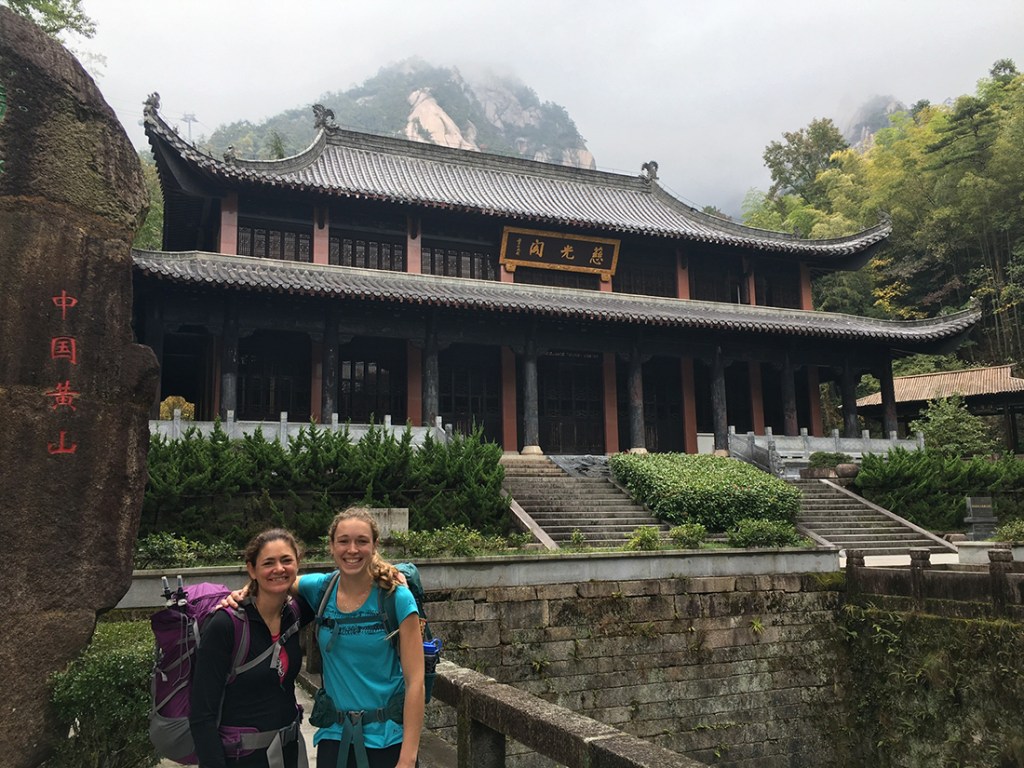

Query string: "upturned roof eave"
[132, 249, 979, 348]
[142, 103, 889, 260]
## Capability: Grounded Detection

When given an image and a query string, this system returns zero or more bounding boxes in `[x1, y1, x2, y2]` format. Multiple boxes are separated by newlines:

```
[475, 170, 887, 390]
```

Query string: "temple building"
[134, 95, 979, 455]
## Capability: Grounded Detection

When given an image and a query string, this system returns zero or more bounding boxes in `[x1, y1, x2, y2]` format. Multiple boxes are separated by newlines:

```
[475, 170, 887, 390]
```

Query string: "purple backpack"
[149, 577, 301, 764]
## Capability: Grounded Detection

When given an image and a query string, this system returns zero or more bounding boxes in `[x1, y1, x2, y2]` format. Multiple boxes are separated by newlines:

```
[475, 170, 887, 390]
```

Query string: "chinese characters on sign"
[498, 226, 620, 282]
[46, 289, 79, 455]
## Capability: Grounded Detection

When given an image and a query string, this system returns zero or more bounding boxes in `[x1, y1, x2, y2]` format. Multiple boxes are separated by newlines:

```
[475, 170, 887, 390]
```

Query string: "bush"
[668, 522, 707, 549]
[47, 621, 156, 768]
[726, 518, 804, 548]
[853, 448, 1024, 530]
[624, 526, 662, 551]
[993, 519, 1024, 542]
[808, 451, 854, 469]
[909, 394, 999, 458]
[610, 453, 800, 532]
[142, 422, 511, 547]
[134, 532, 238, 568]
[387, 524, 517, 558]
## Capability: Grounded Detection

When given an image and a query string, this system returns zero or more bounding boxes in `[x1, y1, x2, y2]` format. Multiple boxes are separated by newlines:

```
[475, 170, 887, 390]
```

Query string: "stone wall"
[0, 9, 158, 765]
[425, 572, 844, 768]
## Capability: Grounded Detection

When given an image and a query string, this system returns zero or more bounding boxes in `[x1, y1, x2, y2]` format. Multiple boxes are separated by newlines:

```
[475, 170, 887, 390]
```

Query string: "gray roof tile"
[145, 105, 889, 259]
[133, 250, 979, 346]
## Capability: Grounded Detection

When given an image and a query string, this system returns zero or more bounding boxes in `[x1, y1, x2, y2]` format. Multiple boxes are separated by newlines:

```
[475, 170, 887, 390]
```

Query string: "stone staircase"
[791, 478, 956, 556]
[501, 455, 667, 548]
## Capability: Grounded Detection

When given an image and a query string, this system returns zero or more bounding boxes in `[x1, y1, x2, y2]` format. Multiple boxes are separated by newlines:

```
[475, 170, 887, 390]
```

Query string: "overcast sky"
[76, 0, 1024, 216]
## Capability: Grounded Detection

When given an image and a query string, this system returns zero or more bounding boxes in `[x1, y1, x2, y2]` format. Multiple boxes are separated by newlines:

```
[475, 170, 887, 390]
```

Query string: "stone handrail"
[728, 427, 924, 477]
[432, 662, 708, 767]
[150, 409, 450, 445]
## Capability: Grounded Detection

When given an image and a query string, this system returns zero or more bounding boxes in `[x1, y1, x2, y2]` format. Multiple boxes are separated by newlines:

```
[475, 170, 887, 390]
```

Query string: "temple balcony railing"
[149, 409, 450, 446]
[728, 427, 924, 478]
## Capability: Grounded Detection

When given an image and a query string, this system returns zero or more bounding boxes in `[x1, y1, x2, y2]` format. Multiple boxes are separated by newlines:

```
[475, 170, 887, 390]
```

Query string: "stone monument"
[0, 9, 159, 765]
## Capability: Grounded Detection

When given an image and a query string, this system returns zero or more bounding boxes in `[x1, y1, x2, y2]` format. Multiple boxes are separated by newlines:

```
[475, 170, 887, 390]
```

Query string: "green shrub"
[853, 448, 1024, 530]
[668, 522, 707, 549]
[47, 621, 156, 768]
[610, 453, 800, 532]
[142, 423, 511, 546]
[909, 394, 1000, 458]
[134, 532, 238, 568]
[808, 451, 854, 469]
[387, 524, 515, 558]
[568, 529, 587, 550]
[993, 519, 1024, 542]
[624, 525, 662, 551]
[726, 518, 804, 548]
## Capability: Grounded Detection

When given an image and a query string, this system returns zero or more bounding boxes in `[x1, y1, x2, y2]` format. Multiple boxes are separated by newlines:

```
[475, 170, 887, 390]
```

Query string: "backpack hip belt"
[227, 709, 307, 768]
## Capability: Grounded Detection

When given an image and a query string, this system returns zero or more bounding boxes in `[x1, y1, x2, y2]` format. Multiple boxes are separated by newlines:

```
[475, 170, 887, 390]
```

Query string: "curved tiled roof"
[857, 365, 1024, 406]
[144, 102, 890, 260]
[133, 250, 979, 348]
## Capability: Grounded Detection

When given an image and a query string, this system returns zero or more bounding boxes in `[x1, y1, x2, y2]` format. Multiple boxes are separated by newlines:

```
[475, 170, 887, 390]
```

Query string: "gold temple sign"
[499, 227, 620, 282]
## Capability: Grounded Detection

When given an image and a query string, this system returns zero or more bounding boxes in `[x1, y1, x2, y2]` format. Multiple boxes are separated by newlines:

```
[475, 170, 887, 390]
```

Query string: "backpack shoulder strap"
[225, 607, 250, 685]
[379, 586, 401, 652]
[232, 600, 302, 678]
[315, 571, 341, 626]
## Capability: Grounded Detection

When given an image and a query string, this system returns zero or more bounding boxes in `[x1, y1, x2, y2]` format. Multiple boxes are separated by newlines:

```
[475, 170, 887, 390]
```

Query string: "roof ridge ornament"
[223, 145, 237, 163]
[312, 103, 337, 131]
[640, 160, 659, 182]
[144, 92, 160, 117]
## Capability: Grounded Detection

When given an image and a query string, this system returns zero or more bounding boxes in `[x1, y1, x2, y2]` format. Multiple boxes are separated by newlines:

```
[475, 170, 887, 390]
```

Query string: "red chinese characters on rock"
[47, 289, 79, 455]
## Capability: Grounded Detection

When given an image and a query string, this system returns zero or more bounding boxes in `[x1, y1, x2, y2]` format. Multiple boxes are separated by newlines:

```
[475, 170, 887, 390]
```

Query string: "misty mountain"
[198, 58, 595, 169]
[843, 94, 907, 149]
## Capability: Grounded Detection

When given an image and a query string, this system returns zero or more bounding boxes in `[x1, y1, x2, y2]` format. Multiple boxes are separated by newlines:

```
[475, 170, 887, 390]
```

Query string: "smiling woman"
[190, 528, 314, 768]
[297, 508, 425, 768]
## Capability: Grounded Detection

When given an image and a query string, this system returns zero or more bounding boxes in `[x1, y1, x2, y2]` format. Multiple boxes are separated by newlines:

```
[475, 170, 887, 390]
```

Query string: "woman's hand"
[218, 585, 249, 610]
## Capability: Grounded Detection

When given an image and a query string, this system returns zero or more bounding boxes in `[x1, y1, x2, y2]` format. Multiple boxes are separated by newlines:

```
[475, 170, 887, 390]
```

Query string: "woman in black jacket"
[189, 528, 314, 768]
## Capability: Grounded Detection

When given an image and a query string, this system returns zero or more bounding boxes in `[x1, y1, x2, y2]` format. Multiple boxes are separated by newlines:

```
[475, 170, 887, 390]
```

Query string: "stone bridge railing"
[430, 662, 707, 768]
[845, 546, 1024, 619]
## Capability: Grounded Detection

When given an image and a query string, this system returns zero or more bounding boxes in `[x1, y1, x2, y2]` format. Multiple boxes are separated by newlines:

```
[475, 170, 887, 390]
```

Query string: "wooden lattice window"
[421, 244, 499, 280]
[237, 223, 312, 262]
[329, 234, 406, 271]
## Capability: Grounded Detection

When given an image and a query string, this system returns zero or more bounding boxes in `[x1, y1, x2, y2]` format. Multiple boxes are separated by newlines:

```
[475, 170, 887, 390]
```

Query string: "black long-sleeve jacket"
[189, 597, 313, 768]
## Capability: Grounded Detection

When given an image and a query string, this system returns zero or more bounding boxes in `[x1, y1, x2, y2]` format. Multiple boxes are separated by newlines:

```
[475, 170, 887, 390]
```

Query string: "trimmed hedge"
[143, 422, 510, 546]
[609, 453, 800, 532]
[46, 621, 156, 768]
[853, 448, 1024, 531]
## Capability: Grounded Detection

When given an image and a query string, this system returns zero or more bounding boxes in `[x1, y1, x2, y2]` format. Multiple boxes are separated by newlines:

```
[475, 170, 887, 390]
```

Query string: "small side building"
[857, 364, 1024, 452]
[134, 96, 979, 455]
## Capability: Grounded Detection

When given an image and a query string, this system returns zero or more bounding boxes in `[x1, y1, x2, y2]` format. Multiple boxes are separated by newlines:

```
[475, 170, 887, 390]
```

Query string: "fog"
[77, 0, 1024, 216]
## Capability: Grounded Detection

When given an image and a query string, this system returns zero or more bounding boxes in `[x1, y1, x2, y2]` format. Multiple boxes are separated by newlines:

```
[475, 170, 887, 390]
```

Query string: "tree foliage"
[746, 61, 1024, 365]
[908, 394, 999, 458]
[1, 0, 94, 38]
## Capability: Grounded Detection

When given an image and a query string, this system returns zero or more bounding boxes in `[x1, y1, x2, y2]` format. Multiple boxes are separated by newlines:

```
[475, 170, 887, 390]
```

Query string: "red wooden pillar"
[676, 250, 690, 300]
[406, 215, 421, 274]
[602, 352, 619, 454]
[807, 366, 823, 436]
[799, 263, 813, 310]
[501, 346, 518, 453]
[219, 192, 238, 255]
[681, 358, 698, 454]
[406, 341, 423, 426]
[313, 206, 330, 265]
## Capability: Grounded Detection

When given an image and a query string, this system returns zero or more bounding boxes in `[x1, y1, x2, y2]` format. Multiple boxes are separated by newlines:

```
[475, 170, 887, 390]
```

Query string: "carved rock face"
[0, 9, 159, 765]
